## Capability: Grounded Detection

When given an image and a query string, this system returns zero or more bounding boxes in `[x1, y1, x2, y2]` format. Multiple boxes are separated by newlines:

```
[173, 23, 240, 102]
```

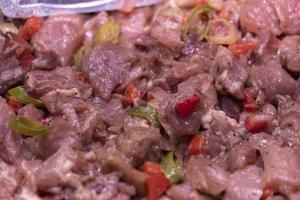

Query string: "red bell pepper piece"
[120, 0, 135, 13]
[261, 186, 277, 200]
[124, 84, 141, 105]
[140, 161, 163, 176]
[188, 134, 205, 156]
[40, 116, 53, 125]
[77, 74, 87, 83]
[146, 174, 172, 200]
[229, 41, 257, 58]
[175, 94, 200, 117]
[245, 115, 268, 133]
[196, 0, 208, 7]
[218, 10, 230, 21]
[243, 88, 257, 112]
[6, 95, 23, 111]
[19, 54, 34, 70]
[20, 16, 44, 40]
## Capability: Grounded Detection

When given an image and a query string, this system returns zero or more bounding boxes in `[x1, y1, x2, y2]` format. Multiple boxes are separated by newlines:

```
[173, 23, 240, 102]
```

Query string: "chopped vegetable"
[146, 174, 172, 200]
[19, 54, 34, 70]
[0, 22, 19, 34]
[120, 0, 135, 13]
[124, 84, 141, 105]
[6, 95, 23, 111]
[229, 41, 257, 58]
[218, 10, 230, 21]
[141, 161, 163, 176]
[8, 86, 44, 108]
[188, 134, 205, 156]
[196, 0, 208, 7]
[127, 106, 160, 128]
[161, 152, 183, 184]
[243, 88, 258, 112]
[94, 17, 120, 45]
[245, 115, 268, 133]
[206, 18, 239, 45]
[40, 116, 53, 126]
[77, 74, 87, 82]
[182, 4, 215, 40]
[175, 94, 200, 117]
[20, 16, 44, 40]
[74, 45, 88, 69]
[261, 186, 277, 200]
[10, 116, 49, 136]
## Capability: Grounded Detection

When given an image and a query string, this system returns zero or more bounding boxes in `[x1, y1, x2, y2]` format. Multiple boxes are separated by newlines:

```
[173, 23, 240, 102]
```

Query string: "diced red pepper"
[245, 115, 268, 133]
[147, 93, 155, 102]
[140, 161, 163, 176]
[188, 134, 205, 156]
[175, 94, 200, 117]
[40, 116, 53, 125]
[243, 88, 258, 112]
[261, 186, 277, 200]
[218, 10, 230, 21]
[19, 54, 34, 70]
[229, 42, 257, 58]
[77, 74, 87, 83]
[120, 0, 135, 13]
[6, 95, 23, 111]
[146, 174, 172, 200]
[20, 16, 44, 40]
[196, 0, 208, 7]
[123, 84, 141, 105]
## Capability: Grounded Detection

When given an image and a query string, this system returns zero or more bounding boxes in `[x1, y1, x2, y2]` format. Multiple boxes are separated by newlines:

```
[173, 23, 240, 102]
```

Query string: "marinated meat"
[224, 166, 263, 200]
[240, 0, 280, 35]
[185, 155, 229, 195]
[248, 59, 296, 101]
[82, 43, 136, 100]
[32, 15, 86, 65]
[279, 35, 300, 73]
[1, 1, 300, 199]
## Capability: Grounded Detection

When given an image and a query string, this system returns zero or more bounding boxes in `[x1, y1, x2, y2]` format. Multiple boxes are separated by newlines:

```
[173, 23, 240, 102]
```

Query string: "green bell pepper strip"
[8, 86, 44, 108]
[161, 152, 183, 184]
[127, 106, 160, 128]
[10, 116, 49, 136]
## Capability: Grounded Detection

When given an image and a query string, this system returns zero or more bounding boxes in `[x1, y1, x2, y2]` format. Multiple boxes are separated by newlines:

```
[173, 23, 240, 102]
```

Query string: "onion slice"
[206, 18, 239, 45]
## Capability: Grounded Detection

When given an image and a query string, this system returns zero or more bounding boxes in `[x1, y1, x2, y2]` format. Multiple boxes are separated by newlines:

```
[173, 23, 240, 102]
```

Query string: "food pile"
[1, 0, 300, 199]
